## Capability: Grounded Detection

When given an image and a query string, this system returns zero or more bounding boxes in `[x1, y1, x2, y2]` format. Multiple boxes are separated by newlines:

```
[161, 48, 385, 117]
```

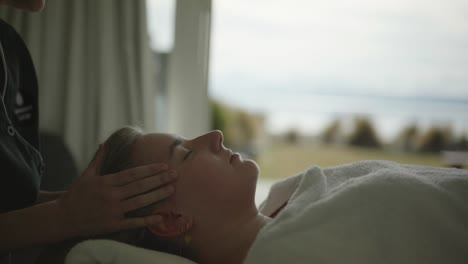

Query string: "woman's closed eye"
[183, 150, 193, 161]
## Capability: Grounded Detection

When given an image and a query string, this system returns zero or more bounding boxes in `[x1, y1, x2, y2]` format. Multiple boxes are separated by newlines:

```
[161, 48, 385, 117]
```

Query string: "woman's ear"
[147, 211, 193, 238]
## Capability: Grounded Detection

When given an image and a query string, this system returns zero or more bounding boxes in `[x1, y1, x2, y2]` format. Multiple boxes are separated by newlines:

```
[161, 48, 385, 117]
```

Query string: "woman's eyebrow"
[169, 138, 182, 158]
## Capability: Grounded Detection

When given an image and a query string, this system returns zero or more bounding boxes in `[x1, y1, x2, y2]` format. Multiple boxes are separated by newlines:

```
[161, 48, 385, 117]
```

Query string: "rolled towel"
[65, 239, 197, 264]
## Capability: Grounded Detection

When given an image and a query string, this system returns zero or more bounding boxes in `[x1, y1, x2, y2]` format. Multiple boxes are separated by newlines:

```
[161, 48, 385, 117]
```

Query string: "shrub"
[418, 126, 451, 153]
[210, 100, 264, 149]
[454, 135, 468, 150]
[321, 119, 341, 145]
[284, 129, 300, 144]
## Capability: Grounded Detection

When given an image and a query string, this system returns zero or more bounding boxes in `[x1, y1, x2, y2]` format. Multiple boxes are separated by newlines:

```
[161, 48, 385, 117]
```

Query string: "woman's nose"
[209, 130, 224, 151]
[195, 130, 223, 151]
[211, 130, 223, 142]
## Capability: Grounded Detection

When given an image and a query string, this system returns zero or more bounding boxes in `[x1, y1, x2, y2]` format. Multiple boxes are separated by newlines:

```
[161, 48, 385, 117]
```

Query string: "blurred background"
[150, 0, 468, 174]
[207, 0, 468, 203]
[204, 0, 468, 180]
[2, 0, 468, 203]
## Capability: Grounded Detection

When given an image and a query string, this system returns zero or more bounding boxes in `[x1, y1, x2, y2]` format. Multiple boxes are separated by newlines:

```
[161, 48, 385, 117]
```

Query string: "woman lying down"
[48, 127, 468, 264]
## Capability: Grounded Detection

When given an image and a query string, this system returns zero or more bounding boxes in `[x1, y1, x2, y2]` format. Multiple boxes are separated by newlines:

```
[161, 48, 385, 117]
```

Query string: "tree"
[210, 100, 234, 146]
[321, 119, 341, 145]
[396, 124, 419, 152]
[238, 111, 256, 141]
[348, 117, 381, 148]
[211, 101, 227, 132]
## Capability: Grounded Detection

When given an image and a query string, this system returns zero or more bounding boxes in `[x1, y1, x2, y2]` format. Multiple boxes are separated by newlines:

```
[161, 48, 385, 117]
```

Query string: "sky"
[209, 0, 468, 97]
[146, 0, 468, 137]
[146, 0, 175, 52]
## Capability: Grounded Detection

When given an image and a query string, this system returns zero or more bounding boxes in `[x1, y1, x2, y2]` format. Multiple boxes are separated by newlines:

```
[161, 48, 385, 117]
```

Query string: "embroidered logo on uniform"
[14, 91, 32, 121]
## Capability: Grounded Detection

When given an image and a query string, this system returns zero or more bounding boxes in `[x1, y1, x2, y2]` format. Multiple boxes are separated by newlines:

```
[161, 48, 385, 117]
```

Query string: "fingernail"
[158, 164, 168, 170]
[169, 170, 177, 179]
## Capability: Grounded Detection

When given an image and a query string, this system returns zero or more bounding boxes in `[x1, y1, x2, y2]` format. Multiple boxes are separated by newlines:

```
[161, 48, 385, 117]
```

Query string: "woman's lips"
[230, 153, 240, 163]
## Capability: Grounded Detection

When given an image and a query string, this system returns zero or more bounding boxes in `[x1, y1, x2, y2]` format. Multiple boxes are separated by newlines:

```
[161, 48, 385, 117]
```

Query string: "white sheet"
[247, 160, 468, 264]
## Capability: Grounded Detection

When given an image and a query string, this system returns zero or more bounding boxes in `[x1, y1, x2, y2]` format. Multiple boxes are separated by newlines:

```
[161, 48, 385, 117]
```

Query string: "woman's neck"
[191, 210, 271, 264]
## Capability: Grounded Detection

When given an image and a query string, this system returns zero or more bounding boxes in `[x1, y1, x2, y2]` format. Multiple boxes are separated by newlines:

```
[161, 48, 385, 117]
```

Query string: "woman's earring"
[183, 222, 192, 245]
[178, 221, 192, 255]
[184, 235, 192, 245]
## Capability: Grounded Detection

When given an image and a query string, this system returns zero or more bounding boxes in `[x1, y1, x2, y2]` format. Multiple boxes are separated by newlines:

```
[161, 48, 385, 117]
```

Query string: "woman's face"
[131, 130, 259, 219]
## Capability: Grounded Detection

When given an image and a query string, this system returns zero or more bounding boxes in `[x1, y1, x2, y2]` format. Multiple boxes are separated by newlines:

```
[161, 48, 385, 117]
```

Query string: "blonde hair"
[100, 126, 143, 175]
[100, 126, 157, 217]
[96, 127, 195, 260]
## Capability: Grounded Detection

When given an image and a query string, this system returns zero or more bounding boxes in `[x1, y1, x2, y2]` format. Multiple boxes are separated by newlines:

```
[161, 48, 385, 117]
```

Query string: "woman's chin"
[244, 159, 260, 179]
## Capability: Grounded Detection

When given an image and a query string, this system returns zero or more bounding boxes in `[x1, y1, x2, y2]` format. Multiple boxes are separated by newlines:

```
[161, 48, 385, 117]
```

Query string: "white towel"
[65, 239, 196, 264]
[246, 160, 468, 264]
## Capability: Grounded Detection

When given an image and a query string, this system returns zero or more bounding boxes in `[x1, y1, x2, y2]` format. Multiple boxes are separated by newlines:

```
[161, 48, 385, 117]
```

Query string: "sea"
[216, 92, 468, 142]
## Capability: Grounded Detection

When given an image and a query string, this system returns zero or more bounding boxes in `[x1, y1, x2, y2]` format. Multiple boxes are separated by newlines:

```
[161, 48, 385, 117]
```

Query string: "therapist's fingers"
[103, 163, 169, 186]
[121, 185, 175, 213]
[119, 215, 164, 230]
[117, 170, 177, 200]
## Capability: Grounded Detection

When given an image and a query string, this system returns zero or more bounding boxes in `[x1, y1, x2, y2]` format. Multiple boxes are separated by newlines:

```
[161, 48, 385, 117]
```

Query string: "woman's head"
[131, 129, 260, 221]
[99, 127, 260, 259]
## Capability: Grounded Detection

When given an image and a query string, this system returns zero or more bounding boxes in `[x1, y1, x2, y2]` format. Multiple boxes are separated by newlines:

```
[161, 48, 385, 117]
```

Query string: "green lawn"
[256, 142, 442, 179]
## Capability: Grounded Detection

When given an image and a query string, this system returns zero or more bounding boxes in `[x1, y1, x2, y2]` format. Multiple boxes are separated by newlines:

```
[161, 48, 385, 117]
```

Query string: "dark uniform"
[0, 19, 44, 264]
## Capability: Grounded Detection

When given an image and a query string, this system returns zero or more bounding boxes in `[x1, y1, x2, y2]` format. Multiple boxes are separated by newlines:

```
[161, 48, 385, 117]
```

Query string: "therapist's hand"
[58, 144, 176, 237]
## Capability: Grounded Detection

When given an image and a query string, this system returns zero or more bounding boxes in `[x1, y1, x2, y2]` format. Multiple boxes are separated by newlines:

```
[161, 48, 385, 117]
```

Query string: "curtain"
[0, 0, 157, 170]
